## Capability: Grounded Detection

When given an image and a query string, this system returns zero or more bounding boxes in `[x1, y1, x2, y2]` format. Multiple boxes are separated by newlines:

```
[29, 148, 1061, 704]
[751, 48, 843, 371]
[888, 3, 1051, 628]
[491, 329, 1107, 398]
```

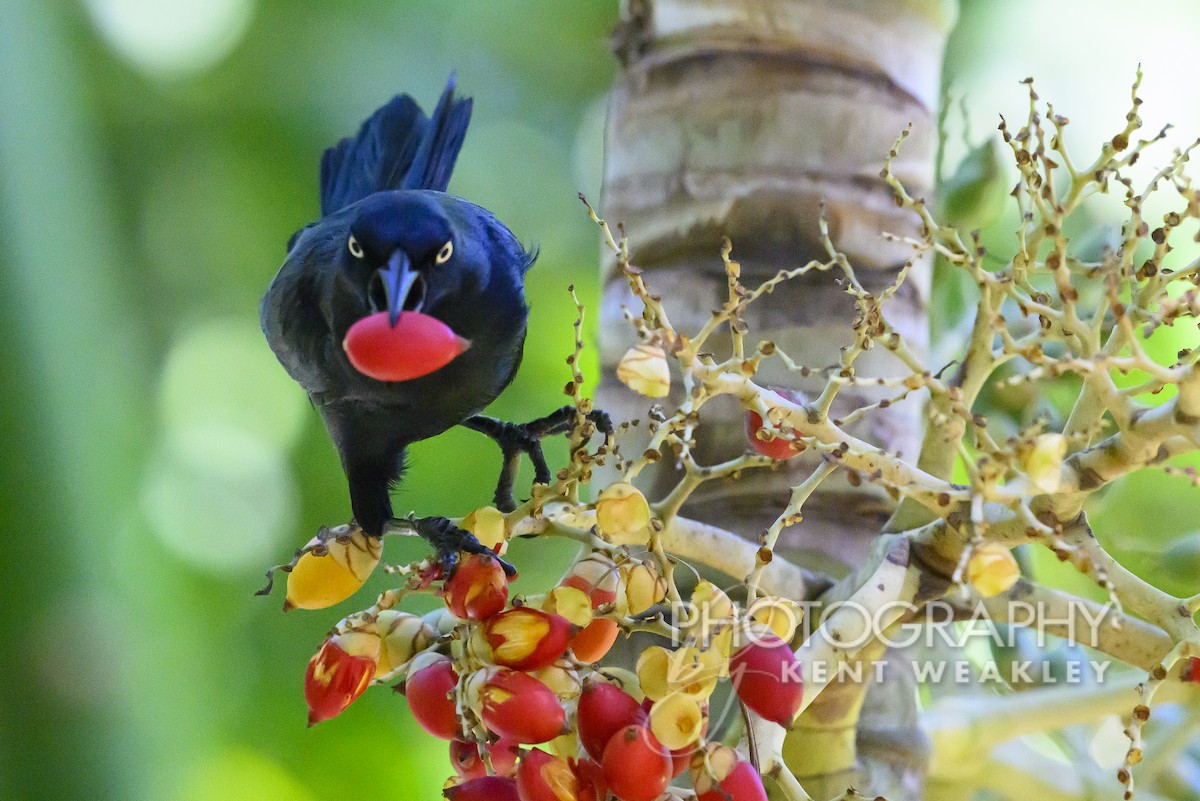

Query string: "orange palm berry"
[570, 618, 619, 663]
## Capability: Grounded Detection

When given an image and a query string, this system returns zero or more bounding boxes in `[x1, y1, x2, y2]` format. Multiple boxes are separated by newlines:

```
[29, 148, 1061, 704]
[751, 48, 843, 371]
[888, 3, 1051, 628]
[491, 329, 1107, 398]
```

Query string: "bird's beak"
[378, 250, 419, 327]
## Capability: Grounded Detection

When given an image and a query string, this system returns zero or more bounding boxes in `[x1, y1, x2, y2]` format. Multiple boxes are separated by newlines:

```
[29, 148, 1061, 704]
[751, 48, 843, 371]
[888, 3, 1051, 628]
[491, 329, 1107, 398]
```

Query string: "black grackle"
[261, 77, 605, 574]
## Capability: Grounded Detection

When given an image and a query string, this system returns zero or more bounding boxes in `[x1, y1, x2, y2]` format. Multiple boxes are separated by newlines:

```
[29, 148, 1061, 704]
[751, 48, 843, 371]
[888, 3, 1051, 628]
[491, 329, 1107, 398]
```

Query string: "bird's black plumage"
[261, 78, 537, 559]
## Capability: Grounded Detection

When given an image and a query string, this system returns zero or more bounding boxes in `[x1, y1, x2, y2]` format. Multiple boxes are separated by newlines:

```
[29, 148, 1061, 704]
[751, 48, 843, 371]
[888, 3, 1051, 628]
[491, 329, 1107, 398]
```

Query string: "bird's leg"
[396, 514, 516, 578]
[463, 405, 614, 512]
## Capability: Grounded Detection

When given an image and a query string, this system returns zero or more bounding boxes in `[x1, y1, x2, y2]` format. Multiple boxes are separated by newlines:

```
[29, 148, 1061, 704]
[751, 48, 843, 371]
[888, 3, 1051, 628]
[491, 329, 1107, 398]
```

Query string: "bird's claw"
[465, 405, 613, 512]
[411, 515, 516, 577]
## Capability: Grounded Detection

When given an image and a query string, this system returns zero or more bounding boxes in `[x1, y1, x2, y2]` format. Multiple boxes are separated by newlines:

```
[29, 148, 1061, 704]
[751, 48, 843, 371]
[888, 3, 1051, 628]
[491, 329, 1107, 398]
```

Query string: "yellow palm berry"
[374, 610, 436, 677]
[967, 543, 1020, 598]
[637, 645, 722, 701]
[624, 560, 668, 615]
[544, 731, 581, 761]
[465, 623, 494, 664]
[595, 482, 652, 545]
[459, 664, 491, 720]
[542, 585, 594, 628]
[1022, 432, 1067, 493]
[669, 646, 724, 698]
[332, 628, 382, 662]
[691, 743, 739, 795]
[285, 528, 381, 611]
[616, 342, 671, 398]
[690, 581, 737, 642]
[636, 646, 673, 701]
[461, 505, 509, 554]
[531, 661, 583, 699]
[422, 608, 458, 637]
[748, 596, 803, 642]
[710, 627, 735, 661]
[599, 668, 644, 702]
[649, 692, 705, 750]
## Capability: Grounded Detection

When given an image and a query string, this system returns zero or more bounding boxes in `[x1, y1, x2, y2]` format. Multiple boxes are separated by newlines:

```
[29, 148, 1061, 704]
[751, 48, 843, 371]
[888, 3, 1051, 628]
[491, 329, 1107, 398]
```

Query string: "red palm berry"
[443, 776, 520, 801]
[405, 656, 460, 740]
[745, 411, 803, 459]
[1183, 656, 1200, 683]
[730, 633, 804, 725]
[577, 681, 646, 761]
[601, 725, 672, 801]
[668, 746, 694, 779]
[484, 608, 574, 671]
[481, 669, 567, 744]
[304, 635, 378, 725]
[344, 310, 470, 382]
[571, 758, 607, 801]
[443, 553, 509, 621]
[517, 749, 581, 801]
[695, 760, 768, 801]
[449, 738, 521, 779]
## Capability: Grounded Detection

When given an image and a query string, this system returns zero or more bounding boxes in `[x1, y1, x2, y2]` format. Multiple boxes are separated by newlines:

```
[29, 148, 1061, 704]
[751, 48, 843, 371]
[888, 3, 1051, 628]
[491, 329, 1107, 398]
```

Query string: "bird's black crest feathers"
[318, 76, 472, 216]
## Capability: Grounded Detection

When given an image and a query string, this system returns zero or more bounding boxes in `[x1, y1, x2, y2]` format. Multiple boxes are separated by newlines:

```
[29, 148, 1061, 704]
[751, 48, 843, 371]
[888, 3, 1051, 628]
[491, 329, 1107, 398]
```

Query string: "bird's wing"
[260, 233, 339, 396]
[318, 76, 472, 216]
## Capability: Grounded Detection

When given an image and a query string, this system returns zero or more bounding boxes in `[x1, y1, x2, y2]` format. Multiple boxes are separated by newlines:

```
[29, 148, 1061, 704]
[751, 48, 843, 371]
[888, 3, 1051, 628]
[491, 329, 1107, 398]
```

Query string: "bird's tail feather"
[401, 76, 473, 193]
[318, 75, 471, 216]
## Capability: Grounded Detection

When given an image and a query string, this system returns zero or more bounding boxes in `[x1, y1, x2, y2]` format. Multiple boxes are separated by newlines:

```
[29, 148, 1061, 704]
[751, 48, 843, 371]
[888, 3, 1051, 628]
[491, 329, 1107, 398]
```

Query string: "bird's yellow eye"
[348, 235, 364, 259]
[436, 241, 453, 265]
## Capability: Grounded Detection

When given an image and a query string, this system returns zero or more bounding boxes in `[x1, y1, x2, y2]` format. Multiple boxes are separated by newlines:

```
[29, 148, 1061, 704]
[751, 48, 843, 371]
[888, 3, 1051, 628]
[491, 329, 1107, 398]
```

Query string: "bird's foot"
[464, 406, 613, 512]
[408, 514, 516, 578]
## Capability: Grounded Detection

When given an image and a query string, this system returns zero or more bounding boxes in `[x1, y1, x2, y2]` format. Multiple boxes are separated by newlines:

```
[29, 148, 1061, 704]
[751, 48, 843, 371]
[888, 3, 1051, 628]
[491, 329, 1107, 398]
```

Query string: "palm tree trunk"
[599, 1, 957, 797]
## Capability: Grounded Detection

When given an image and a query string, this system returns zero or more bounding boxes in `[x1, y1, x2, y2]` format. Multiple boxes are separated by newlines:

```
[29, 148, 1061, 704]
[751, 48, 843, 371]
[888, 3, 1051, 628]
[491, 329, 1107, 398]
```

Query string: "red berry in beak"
[343, 310, 470, 382]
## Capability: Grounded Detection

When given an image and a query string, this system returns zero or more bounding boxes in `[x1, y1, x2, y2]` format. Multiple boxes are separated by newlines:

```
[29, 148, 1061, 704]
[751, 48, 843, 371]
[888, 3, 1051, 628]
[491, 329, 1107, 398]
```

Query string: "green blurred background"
[1, 1, 1199, 800]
